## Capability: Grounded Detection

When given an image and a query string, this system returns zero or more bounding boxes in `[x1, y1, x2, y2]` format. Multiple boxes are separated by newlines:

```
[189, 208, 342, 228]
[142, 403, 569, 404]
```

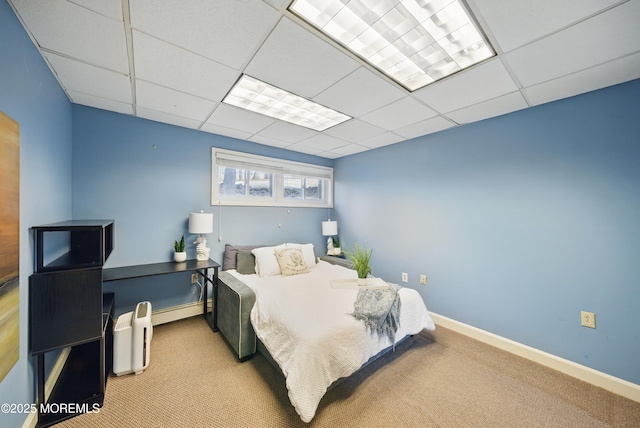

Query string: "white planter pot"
[357, 277, 368, 286]
[174, 251, 187, 262]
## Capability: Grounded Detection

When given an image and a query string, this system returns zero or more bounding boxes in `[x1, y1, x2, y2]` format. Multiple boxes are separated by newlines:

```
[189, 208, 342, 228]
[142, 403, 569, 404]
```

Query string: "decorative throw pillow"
[252, 244, 287, 277]
[236, 250, 256, 275]
[223, 244, 264, 270]
[285, 243, 317, 268]
[275, 248, 309, 276]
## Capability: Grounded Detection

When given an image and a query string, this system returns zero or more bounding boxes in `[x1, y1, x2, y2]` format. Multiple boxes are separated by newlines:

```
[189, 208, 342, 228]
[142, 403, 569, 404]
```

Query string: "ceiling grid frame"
[7, 0, 640, 159]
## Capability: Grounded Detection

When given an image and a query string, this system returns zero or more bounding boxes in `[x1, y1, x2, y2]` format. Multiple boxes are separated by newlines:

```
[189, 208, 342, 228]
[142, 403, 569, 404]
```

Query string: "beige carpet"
[57, 316, 640, 427]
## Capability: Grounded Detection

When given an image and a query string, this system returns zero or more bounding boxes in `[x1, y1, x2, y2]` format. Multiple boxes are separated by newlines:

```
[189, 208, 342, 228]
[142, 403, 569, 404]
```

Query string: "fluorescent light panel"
[289, 0, 495, 91]
[222, 75, 352, 131]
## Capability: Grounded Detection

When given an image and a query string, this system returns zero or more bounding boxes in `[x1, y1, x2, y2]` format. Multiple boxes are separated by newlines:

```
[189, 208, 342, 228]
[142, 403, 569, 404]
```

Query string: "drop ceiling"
[8, 0, 640, 159]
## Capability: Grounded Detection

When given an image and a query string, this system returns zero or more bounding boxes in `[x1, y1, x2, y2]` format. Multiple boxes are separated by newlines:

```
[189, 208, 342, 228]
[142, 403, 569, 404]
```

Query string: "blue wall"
[72, 106, 333, 316]
[334, 79, 640, 385]
[2, 1, 639, 422]
[0, 1, 73, 426]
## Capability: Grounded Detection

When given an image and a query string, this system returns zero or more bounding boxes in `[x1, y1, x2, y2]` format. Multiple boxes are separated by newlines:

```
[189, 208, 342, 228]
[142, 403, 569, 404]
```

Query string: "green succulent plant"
[173, 235, 185, 252]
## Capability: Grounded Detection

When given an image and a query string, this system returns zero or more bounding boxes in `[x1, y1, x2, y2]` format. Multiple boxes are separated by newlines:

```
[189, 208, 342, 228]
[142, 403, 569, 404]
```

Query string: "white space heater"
[113, 301, 153, 376]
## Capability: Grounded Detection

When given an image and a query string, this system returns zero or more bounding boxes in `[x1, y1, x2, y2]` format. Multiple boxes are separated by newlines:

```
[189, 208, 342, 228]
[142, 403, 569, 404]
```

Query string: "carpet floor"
[57, 316, 640, 427]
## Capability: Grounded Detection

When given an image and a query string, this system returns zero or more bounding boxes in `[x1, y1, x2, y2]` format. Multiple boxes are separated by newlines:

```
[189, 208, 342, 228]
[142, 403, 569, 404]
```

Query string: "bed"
[217, 243, 435, 423]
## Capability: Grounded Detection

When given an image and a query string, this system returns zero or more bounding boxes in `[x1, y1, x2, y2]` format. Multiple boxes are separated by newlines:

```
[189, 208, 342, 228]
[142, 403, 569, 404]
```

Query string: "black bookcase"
[30, 220, 115, 427]
[33, 220, 114, 273]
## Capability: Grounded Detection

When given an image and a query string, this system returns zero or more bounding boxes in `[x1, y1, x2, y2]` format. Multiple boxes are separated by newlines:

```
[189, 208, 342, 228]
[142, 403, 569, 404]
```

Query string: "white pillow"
[252, 244, 286, 277]
[285, 243, 316, 268]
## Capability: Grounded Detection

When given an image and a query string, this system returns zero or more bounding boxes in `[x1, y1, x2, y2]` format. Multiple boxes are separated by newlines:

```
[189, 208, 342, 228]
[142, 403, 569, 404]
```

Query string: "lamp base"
[194, 236, 210, 261]
[326, 236, 334, 255]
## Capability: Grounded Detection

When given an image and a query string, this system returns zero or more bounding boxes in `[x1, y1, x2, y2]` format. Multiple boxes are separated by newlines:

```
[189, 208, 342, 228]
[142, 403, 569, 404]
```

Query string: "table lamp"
[189, 211, 213, 261]
[322, 220, 338, 255]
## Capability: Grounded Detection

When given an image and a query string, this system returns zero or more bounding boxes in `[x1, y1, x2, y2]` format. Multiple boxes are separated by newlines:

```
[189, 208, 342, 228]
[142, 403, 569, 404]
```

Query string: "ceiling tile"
[129, 0, 280, 70]
[323, 144, 369, 158]
[358, 132, 405, 149]
[445, 91, 529, 124]
[44, 53, 131, 103]
[394, 116, 455, 140]
[70, 0, 123, 20]
[324, 119, 385, 143]
[360, 97, 437, 130]
[254, 120, 317, 144]
[245, 17, 360, 98]
[206, 104, 275, 134]
[313, 67, 406, 117]
[263, 0, 290, 10]
[413, 58, 518, 113]
[284, 143, 324, 156]
[524, 52, 640, 106]
[503, 1, 640, 87]
[133, 31, 238, 101]
[475, 0, 623, 53]
[296, 134, 349, 151]
[200, 123, 254, 141]
[136, 106, 203, 129]
[316, 152, 341, 159]
[11, 0, 129, 73]
[248, 134, 292, 149]
[135, 80, 215, 122]
[67, 90, 133, 115]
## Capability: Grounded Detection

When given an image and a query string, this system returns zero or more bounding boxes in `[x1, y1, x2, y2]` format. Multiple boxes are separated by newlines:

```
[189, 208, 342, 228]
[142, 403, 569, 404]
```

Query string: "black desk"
[103, 259, 221, 332]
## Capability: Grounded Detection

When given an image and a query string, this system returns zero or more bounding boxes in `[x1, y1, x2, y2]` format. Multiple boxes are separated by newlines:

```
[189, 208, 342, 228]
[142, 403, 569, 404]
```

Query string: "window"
[218, 168, 273, 198]
[212, 148, 333, 207]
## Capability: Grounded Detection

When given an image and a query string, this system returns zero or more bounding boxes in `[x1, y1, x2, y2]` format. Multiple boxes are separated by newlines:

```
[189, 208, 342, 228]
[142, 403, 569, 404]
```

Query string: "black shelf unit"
[30, 220, 114, 428]
[33, 220, 114, 273]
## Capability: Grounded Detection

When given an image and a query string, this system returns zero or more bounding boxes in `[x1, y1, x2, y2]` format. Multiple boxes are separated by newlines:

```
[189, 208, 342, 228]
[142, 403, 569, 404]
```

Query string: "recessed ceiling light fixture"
[288, 0, 495, 91]
[222, 75, 352, 131]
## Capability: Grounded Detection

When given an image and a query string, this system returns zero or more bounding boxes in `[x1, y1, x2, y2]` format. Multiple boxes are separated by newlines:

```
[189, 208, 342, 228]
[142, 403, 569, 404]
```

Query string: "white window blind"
[212, 148, 333, 207]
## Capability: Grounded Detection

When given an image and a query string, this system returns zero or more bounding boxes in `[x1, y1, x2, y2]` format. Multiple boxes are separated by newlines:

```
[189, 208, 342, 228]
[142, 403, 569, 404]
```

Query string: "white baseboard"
[429, 312, 640, 403]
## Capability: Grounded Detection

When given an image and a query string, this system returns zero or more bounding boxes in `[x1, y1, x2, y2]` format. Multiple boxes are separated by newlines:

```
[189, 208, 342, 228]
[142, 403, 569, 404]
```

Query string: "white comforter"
[228, 260, 435, 422]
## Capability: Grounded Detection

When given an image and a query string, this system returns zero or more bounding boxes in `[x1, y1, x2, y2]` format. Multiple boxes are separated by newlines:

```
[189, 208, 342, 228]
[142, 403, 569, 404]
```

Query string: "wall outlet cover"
[581, 311, 596, 328]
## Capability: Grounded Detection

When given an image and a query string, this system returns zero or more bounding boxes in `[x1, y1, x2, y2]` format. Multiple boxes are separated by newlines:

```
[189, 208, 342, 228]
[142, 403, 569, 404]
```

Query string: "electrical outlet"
[401, 272, 408, 283]
[581, 311, 596, 328]
[191, 273, 198, 284]
[420, 275, 427, 285]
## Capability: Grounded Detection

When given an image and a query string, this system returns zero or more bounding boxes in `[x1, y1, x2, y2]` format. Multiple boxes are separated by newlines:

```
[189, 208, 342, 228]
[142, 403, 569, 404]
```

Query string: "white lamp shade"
[189, 212, 213, 234]
[322, 220, 338, 236]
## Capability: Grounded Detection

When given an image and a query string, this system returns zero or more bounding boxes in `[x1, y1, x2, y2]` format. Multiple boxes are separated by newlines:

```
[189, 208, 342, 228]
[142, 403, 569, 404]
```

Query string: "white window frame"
[211, 148, 333, 208]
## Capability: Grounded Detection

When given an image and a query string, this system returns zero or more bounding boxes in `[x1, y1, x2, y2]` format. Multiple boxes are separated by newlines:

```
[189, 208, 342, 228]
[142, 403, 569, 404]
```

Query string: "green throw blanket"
[351, 283, 401, 345]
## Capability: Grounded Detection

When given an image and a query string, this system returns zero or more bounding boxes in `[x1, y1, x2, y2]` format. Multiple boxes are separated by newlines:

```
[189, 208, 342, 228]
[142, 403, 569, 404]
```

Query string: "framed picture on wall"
[0, 110, 20, 382]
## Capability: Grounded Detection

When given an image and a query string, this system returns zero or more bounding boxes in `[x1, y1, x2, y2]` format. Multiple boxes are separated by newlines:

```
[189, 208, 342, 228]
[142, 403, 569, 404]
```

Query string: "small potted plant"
[332, 236, 341, 255]
[345, 244, 372, 285]
[173, 235, 186, 262]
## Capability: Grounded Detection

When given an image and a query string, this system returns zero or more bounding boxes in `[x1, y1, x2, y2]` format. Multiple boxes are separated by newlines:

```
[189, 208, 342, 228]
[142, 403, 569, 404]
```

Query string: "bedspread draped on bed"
[228, 260, 435, 422]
